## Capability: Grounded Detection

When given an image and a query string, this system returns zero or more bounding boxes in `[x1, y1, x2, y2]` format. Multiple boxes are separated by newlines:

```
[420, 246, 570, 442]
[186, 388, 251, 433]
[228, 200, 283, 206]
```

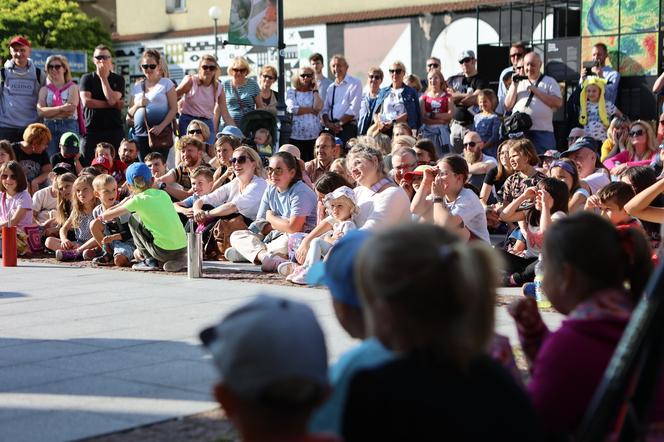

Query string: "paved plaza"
[0, 262, 563, 441]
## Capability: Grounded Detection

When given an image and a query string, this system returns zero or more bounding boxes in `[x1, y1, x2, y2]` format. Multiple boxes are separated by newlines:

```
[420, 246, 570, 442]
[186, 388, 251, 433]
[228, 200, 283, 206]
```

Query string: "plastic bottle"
[534, 256, 551, 309]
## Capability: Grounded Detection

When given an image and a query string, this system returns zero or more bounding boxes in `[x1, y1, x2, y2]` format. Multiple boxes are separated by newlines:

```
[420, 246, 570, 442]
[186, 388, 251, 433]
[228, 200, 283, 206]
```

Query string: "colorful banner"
[228, 0, 278, 47]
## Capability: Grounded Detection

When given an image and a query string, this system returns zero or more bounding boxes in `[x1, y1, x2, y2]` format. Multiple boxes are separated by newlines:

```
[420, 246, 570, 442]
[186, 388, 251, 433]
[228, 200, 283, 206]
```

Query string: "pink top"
[421, 93, 450, 114]
[603, 149, 657, 169]
[0, 190, 33, 229]
[180, 75, 222, 118]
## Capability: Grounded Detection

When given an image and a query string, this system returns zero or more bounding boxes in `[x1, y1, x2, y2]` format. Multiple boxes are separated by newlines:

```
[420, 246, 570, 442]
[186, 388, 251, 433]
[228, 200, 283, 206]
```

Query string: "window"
[166, 0, 186, 13]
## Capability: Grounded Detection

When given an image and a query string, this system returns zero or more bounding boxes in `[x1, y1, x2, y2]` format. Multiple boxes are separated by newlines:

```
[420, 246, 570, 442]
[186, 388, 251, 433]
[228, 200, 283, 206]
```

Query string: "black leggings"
[501, 250, 538, 284]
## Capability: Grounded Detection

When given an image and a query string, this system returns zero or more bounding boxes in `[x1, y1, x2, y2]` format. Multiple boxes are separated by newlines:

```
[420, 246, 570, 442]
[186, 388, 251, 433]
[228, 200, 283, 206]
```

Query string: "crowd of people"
[1, 34, 664, 439]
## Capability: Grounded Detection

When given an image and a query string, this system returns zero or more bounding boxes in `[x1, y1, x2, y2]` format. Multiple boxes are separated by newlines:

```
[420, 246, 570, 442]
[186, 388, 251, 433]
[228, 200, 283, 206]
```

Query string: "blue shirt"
[257, 180, 318, 232]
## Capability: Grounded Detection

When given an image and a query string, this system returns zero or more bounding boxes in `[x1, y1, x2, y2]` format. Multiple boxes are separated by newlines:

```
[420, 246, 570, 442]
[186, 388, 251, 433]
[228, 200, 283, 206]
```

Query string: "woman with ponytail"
[509, 212, 661, 437]
[342, 223, 539, 441]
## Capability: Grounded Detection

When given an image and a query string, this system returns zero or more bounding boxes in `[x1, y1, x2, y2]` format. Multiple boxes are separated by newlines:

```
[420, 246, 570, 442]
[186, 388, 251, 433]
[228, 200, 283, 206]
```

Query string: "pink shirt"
[0, 190, 33, 229]
[180, 75, 222, 118]
[603, 149, 657, 169]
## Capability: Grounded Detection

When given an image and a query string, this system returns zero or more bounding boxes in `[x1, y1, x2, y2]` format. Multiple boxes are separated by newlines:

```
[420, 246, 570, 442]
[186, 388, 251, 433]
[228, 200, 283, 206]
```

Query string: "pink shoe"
[290, 266, 310, 285]
[285, 264, 304, 282]
[277, 261, 297, 277]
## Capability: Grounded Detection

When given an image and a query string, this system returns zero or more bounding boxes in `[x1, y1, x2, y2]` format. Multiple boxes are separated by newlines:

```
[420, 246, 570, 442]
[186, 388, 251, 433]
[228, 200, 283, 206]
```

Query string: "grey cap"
[458, 49, 476, 62]
[216, 125, 244, 140]
[199, 294, 328, 398]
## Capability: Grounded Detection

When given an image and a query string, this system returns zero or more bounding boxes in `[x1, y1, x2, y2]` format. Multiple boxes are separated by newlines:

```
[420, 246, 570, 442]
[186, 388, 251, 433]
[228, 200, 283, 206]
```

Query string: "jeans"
[45, 119, 79, 157]
[179, 114, 215, 144]
[526, 130, 556, 155]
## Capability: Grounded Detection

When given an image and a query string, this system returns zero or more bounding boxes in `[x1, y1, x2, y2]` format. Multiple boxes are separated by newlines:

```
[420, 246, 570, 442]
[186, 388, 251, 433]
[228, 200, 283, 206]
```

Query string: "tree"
[0, 0, 111, 71]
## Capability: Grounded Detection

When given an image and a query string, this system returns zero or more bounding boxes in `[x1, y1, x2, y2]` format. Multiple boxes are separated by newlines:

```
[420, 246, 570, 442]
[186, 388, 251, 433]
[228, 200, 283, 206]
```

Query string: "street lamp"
[208, 6, 221, 60]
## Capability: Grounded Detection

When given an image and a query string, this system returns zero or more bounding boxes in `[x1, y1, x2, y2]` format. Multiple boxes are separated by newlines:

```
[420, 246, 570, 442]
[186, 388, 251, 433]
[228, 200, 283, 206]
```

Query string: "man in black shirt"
[79, 45, 125, 165]
[446, 50, 487, 109]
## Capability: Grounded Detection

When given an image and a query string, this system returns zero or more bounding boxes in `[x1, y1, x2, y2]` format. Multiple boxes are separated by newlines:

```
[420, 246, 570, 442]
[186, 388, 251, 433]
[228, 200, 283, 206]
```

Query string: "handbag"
[141, 80, 175, 150]
[502, 75, 543, 136]
[205, 214, 248, 260]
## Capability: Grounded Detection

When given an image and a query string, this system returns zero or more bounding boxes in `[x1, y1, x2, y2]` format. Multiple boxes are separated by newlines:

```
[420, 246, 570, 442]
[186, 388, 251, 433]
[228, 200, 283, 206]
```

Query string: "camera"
[583, 61, 600, 76]
[512, 74, 528, 83]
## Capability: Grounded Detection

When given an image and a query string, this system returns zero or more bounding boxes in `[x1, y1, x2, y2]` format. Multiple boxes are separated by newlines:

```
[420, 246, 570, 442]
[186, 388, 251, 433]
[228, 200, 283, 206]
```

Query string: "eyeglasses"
[0, 173, 15, 180]
[389, 69, 403, 74]
[188, 129, 203, 135]
[201, 65, 217, 71]
[629, 129, 645, 137]
[510, 52, 525, 58]
[141, 64, 157, 70]
[368, 75, 382, 80]
[230, 155, 248, 165]
[47, 64, 63, 71]
[265, 166, 285, 176]
[463, 141, 478, 148]
[94, 55, 110, 61]
[262, 75, 276, 80]
[300, 73, 313, 78]
[427, 63, 440, 68]
[460, 58, 473, 64]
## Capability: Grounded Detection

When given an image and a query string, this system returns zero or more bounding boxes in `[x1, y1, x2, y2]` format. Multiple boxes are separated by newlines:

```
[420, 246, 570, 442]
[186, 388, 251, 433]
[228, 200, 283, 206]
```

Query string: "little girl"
[509, 212, 664, 436]
[279, 186, 358, 285]
[578, 77, 621, 142]
[0, 161, 35, 256]
[548, 158, 590, 213]
[500, 177, 569, 286]
[254, 128, 273, 164]
[45, 175, 100, 261]
[473, 89, 501, 156]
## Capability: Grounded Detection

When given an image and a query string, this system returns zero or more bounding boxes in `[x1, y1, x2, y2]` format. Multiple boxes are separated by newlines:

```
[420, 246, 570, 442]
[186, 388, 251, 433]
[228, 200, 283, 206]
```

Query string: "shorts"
[112, 239, 136, 259]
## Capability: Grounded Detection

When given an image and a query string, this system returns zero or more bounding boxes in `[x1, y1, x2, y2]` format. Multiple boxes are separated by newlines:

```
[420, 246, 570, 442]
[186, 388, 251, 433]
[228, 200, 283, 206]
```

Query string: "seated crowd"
[1, 37, 664, 439]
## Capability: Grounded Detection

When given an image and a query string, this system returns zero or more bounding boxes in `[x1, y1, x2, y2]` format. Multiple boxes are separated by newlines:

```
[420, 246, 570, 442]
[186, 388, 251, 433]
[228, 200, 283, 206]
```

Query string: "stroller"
[240, 110, 279, 165]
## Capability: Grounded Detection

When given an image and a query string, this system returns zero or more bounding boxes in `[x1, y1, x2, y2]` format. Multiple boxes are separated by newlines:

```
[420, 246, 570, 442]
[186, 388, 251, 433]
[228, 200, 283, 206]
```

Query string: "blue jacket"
[358, 93, 379, 135]
[373, 85, 422, 130]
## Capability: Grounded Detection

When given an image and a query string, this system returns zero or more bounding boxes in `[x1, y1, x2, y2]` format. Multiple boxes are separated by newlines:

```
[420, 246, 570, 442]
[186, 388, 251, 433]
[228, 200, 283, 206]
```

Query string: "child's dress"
[582, 100, 617, 141]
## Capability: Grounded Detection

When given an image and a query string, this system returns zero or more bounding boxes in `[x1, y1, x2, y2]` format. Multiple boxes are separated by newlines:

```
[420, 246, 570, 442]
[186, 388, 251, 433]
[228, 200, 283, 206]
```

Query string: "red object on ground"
[2, 226, 17, 267]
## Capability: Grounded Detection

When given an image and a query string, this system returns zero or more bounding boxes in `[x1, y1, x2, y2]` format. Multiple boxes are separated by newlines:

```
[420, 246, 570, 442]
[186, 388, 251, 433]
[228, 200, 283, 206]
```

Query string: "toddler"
[473, 89, 501, 156]
[89, 174, 135, 267]
[99, 162, 187, 272]
[578, 77, 621, 142]
[0, 161, 35, 256]
[279, 186, 357, 285]
[254, 128, 273, 163]
[45, 175, 100, 261]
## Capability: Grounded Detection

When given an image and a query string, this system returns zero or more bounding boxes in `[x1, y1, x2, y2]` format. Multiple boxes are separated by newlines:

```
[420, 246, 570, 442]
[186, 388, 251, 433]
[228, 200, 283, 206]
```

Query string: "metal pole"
[276, 0, 291, 145]
[213, 18, 219, 60]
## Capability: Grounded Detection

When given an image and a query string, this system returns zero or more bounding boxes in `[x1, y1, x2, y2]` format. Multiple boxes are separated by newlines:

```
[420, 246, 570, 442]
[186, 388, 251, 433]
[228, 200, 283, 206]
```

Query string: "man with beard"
[463, 131, 497, 191]
[155, 136, 207, 200]
[305, 132, 340, 183]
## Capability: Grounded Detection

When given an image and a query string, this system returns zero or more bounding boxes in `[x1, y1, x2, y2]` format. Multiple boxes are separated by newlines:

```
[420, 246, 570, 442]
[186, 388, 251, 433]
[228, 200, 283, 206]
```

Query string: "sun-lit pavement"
[0, 262, 562, 442]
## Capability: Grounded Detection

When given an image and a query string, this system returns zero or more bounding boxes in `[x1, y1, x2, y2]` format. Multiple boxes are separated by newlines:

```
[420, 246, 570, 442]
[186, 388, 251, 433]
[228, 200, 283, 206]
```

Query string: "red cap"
[9, 36, 31, 48]
[91, 156, 112, 171]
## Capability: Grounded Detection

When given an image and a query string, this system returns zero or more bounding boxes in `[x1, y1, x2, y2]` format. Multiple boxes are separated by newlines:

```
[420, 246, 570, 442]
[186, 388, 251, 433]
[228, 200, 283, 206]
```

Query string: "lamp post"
[276, 0, 291, 145]
[208, 6, 221, 60]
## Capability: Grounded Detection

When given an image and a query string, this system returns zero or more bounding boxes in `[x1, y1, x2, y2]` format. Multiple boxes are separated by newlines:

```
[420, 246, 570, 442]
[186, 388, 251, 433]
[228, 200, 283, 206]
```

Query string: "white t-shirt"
[32, 187, 57, 224]
[513, 75, 561, 132]
[200, 175, 268, 221]
[583, 169, 611, 195]
[354, 184, 411, 230]
[323, 216, 357, 238]
[445, 187, 490, 243]
[381, 88, 405, 122]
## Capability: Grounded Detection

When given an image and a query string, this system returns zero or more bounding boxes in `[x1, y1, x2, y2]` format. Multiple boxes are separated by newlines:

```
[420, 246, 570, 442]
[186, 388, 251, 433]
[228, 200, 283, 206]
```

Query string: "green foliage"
[0, 0, 111, 72]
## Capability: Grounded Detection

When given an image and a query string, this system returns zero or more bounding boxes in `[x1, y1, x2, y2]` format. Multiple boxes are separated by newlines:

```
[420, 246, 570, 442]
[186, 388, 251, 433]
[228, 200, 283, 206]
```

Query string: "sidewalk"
[0, 262, 562, 442]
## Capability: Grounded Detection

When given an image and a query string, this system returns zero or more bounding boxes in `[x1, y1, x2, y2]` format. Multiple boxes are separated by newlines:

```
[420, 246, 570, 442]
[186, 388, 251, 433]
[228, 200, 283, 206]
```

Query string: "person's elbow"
[285, 216, 306, 234]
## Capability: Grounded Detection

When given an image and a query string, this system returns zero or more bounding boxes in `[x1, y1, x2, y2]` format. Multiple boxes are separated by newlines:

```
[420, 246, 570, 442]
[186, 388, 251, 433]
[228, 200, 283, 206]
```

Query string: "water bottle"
[534, 256, 551, 308]
[187, 220, 202, 279]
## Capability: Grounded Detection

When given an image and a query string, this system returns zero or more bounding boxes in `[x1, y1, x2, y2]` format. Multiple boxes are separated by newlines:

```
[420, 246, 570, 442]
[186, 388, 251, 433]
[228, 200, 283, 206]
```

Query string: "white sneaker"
[261, 254, 287, 273]
[277, 261, 297, 277]
[224, 247, 247, 262]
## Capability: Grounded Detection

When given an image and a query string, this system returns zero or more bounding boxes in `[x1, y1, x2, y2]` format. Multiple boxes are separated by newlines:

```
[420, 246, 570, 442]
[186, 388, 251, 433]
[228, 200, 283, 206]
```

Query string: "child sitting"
[49, 132, 83, 175]
[279, 186, 357, 285]
[95, 142, 127, 185]
[578, 76, 621, 142]
[0, 161, 36, 256]
[173, 166, 215, 226]
[89, 174, 135, 267]
[585, 181, 640, 230]
[254, 127, 273, 163]
[99, 162, 187, 272]
[32, 164, 74, 237]
[45, 175, 101, 261]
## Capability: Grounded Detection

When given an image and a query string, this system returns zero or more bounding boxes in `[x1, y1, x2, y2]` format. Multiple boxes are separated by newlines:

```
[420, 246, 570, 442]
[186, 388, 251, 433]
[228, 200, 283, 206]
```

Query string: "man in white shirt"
[321, 54, 362, 146]
[497, 41, 528, 115]
[463, 131, 497, 190]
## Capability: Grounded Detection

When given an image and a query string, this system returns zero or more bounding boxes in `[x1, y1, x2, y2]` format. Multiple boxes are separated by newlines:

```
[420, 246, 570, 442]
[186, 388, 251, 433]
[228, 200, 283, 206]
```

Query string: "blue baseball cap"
[306, 229, 372, 308]
[216, 125, 244, 140]
[125, 162, 152, 186]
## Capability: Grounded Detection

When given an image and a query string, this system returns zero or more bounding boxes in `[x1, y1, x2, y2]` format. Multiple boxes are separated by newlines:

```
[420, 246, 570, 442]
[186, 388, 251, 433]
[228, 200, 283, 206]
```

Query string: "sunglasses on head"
[230, 155, 248, 165]
[201, 65, 217, 71]
[463, 141, 478, 148]
[389, 69, 403, 74]
[629, 129, 644, 137]
[188, 129, 203, 135]
[427, 63, 440, 68]
[141, 64, 157, 70]
[94, 55, 110, 61]
[300, 73, 313, 78]
[47, 64, 63, 71]
[262, 74, 276, 80]
[460, 58, 473, 64]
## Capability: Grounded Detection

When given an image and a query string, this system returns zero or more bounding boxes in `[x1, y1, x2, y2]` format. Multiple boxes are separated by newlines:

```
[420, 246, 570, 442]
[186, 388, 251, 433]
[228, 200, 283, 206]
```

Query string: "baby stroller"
[240, 110, 278, 165]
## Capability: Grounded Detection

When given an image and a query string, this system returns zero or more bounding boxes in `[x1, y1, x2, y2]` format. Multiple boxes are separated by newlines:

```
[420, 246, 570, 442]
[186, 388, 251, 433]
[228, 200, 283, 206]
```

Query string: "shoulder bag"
[502, 75, 543, 136]
[141, 80, 175, 150]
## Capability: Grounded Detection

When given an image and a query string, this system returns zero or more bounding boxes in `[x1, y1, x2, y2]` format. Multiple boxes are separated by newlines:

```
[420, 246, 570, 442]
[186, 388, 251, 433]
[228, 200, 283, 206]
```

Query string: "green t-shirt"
[124, 188, 186, 250]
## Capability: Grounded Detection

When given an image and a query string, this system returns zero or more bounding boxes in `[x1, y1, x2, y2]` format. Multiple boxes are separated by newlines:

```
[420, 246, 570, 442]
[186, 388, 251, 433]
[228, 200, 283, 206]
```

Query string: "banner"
[228, 0, 278, 47]
[31, 49, 87, 73]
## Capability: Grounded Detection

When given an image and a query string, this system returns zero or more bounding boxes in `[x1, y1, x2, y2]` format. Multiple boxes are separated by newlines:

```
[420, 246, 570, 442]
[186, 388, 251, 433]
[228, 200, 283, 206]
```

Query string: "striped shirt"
[223, 78, 260, 123]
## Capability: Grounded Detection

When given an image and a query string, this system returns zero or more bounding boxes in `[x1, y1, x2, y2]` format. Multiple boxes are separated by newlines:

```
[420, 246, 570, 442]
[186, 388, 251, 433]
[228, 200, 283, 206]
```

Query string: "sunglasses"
[463, 141, 478, 148]
[629, 129, 645, 137]
[0, 173, 15, 180]
[300, 73, 313, 78]
[141, 64, 157, 70]
[47, 64, 63, 70]
[427, 63, 440, 68]
[515, 65, 524, 70]
[230, 155, 248, 165]
[265, 166, 285, 176]
[188, 129, 203, 135]
[94, 55, 110, 61]
[460, 58, 473, 64]
[510, 52, 525, 58]
[232, 68, 248, 73]
[262, 74, 276, 80]
[389, 69, 403, 74]
[368, 75, 382, 80]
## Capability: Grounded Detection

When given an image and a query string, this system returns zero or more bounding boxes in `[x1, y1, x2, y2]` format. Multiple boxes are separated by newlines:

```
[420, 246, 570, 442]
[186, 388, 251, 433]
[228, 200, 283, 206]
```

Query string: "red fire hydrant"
[2, 226, 17, 267]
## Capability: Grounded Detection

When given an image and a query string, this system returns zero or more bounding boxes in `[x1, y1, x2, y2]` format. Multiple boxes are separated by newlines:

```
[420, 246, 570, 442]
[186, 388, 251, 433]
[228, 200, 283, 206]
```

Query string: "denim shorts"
[112, 240, 136, 259]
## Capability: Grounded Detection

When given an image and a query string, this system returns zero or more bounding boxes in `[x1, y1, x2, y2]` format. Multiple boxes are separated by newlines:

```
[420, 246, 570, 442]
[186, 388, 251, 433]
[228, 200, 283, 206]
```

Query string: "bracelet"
[432, 197, 445, 204]
[205, 210, 210, 218]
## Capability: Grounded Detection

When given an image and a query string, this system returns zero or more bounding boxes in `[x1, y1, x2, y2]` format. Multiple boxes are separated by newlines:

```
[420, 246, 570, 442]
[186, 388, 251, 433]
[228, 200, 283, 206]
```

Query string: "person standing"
[420, 56, 442, 91]
[309, 52, 333, 103]
[79, 45, 125, 165]
[358, 67, 383, 136]
[497, 42, 528, 115]
[447, 50, 487, 110]
[321, 55, 362, 147]
[0, 36, 46, 143]
[583, 42, 620, 105]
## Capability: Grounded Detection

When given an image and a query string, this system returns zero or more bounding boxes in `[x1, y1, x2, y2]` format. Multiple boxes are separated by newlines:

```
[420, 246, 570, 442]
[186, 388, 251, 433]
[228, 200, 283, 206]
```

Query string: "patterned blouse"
[286, 88, 322, 141]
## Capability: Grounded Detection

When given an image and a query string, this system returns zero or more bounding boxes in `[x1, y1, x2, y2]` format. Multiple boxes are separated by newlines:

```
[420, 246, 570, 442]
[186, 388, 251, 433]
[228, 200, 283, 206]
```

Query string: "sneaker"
[132, 258, 160, 271]
[82, 248, 101, 261]
[291, 267, 310, 285]
[92, 253, 114, 267]
[224, 247, 247, 262]
[277, 261, 297, 277]
[522, 282, 536, 299]
[261, 254, 287, 273]
[163, 258, 187, 272]
[55, 249, 82, 262]
[286, 264, 306, 282]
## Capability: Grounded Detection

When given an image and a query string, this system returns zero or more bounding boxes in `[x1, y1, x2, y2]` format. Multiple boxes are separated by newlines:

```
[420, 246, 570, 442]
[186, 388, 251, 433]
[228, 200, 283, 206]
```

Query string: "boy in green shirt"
[99, 162, 187, 272]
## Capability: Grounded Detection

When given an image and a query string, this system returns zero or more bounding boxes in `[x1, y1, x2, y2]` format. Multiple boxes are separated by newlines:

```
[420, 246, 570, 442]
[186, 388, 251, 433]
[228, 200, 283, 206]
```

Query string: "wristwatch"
[159, 182, 167, 190]
[432, 197, 445, 204]
[312, 90, 319, 93]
